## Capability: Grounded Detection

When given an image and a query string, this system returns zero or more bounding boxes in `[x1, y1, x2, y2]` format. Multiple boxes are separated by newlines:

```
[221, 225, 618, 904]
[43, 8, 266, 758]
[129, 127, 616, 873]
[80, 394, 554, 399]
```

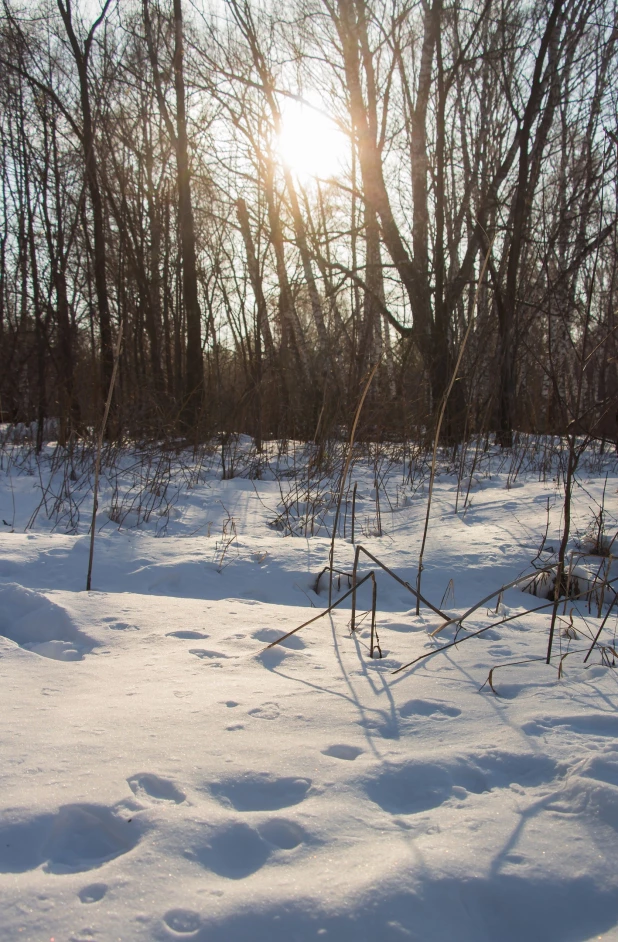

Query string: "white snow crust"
[1, 438, 617, 941]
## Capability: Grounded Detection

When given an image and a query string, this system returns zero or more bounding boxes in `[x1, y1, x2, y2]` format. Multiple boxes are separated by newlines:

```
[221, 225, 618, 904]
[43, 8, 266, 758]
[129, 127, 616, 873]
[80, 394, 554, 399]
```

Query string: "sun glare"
[277, 99, 348, 182]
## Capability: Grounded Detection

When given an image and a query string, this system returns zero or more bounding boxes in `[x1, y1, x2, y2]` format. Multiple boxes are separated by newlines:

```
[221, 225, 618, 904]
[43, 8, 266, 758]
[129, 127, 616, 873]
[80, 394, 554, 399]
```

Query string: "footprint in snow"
[127, 773, 186, 804]
[163, 908, 202, 934]
[357, 717, 398, 739]
[248, 702, 280, 720]
[321, 744, 364, 761]
[399, 699, 461, 720]
[364, 752, 557, 815]
[189, 822, 270, 879]
[258, 818, 305, 849]
[364, 762, 479, 815]
[189, 649, 229, 660]
[166, 630, 209, 640]
[489, 646, 513, 657]
[0, 804, 143, 874]
[79, 883, 108, 904]
[210, 773, 311, 811]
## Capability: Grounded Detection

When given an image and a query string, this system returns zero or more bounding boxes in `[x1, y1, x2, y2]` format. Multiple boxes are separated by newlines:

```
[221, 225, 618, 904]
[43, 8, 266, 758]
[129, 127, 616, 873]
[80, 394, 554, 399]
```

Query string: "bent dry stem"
[328, 359, 380, 608]
[86, 320, 123, 592]
[393, 573, 618, 676]
[351, 544, 449, 631]
[415, 240, 494, 613]
[265, 573, 374, 650]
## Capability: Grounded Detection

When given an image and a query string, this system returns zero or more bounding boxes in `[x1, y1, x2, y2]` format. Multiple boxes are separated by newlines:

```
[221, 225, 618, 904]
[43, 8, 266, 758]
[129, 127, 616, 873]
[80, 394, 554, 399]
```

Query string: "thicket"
[0, 0, 617, 449]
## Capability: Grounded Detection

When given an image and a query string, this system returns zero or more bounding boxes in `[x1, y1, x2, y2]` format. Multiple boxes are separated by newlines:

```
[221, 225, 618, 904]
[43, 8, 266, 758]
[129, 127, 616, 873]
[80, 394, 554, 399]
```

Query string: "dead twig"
[583, 591, 618, 663]
[430, 564, 556, 636]
[265, 572, 374, 650]
[328, 360, 380, 607]
[351, 544, 449, 631]
[392, 574, 618, 676]
[86, 321, 123, 592]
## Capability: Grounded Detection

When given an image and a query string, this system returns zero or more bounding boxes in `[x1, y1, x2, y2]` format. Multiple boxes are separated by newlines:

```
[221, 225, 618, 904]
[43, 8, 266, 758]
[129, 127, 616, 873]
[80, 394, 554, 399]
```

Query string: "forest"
[0, 0, 617, 449]
[3, 4, 618, 938]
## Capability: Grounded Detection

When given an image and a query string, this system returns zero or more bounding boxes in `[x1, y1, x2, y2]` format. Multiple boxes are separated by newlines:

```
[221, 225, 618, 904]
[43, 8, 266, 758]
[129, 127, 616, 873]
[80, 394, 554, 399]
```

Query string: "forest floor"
[1, 436, 618, 942]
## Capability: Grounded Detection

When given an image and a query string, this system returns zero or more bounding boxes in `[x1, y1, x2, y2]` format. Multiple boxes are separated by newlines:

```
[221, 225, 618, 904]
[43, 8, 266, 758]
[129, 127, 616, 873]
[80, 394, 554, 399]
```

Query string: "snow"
[1, 437, 618, 941]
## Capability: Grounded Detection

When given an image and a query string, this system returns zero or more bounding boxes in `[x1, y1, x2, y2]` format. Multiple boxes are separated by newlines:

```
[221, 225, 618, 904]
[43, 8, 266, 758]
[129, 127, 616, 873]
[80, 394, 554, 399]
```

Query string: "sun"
[276, 98, 348, 182]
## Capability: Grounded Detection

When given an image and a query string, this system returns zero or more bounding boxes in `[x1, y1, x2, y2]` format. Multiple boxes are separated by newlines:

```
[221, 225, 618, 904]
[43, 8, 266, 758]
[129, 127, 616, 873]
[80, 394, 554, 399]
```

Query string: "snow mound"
[0, 582, 95, 660]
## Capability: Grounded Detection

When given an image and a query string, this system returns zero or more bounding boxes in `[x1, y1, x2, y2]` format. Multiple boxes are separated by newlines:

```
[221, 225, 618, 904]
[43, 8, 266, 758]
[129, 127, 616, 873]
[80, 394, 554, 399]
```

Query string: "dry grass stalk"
[328, 359, 380, 607]
[86, 321, 123, 592]
[350, 543, 449, 634]
[415, 240, 494, 614]
[395, 573, 618, 677]
[265, 572, 374, 650]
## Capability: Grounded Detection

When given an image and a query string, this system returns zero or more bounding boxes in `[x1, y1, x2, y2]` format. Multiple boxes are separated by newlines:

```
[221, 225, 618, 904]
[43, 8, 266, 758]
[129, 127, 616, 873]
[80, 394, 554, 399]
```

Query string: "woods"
[0, 0, 617, 447]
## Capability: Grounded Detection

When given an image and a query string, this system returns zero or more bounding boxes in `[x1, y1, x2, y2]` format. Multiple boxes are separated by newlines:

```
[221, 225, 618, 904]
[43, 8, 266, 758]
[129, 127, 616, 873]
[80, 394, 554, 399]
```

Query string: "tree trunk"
[172, 0, 204, 428]
[56, 0, 116, 430]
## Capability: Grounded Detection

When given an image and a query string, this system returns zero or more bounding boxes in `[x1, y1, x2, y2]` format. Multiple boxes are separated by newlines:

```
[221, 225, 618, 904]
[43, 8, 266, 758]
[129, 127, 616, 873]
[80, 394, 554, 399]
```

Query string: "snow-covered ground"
[1, 436, 618, 942]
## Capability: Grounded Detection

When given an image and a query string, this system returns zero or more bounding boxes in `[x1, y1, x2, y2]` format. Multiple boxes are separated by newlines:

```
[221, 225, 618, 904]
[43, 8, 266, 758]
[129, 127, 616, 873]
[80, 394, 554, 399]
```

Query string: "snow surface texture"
[1, 437, 618, 941]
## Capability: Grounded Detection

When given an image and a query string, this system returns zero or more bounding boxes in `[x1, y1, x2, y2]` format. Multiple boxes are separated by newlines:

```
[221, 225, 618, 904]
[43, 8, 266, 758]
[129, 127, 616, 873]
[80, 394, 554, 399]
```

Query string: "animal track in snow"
[189, 648, 229, 660]
[321, 744, 364, 761]
[127, 773, 186, 804]
[78, 883, 108, 904]
[489, 645, 512, 658]
[210, 773, 311, 811]
[258, 818, 305, 849]
[190, 822, 270, 879]
[364, 751, 558, 815]
[357, 716, 398, 739]
[0, 804, 142, 873]
[166, 630, 209, 640]
[253, 627, 306, 650]
[163, 908, 202, 934]
[399, 699, 461, 720]
[248, 702, 280, 720]
[0, 583, 95, 661]
[107, 622, 139, 631]
[364, 762, 477, 815]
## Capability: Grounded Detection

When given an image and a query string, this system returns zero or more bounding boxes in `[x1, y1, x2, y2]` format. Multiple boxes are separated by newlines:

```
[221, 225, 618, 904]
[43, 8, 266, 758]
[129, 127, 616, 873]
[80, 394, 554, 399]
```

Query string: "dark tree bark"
[143, 0, 204, 429]
[56, 0, 116, 423]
